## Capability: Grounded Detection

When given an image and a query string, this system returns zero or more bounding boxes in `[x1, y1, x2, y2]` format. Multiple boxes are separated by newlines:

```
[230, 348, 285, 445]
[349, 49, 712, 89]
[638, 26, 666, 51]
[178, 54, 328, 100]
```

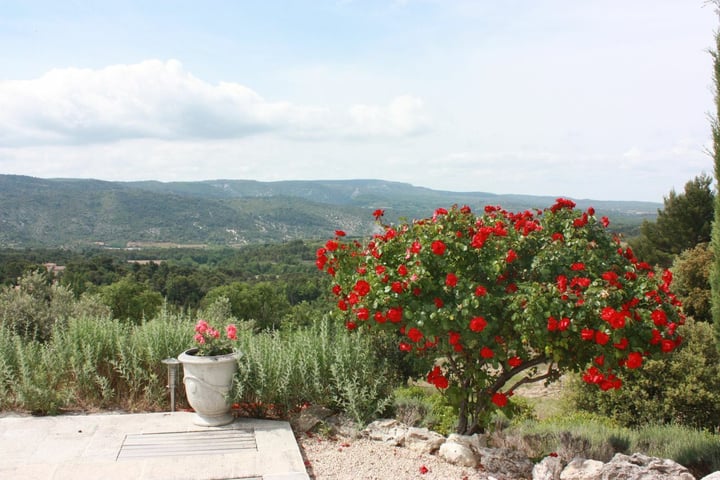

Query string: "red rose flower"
[445, 273, 458, 287]
[613, 337, 628, 350]
[661, 339, 676, 353]
[387, 307, 403, 323]
[491, 392, 508, 407]
[547, 316, 558, 332]
[595, 331, 610, 345]
[651, 309, 668, 327]
[407, 327, 424, 343]
[558, 317, 570, 331]
[626, 352, 643, 369]
[410, 240, 422, 254]
[353, 280, 370, 296]
[469, 316, 487, 333]
[431, 240, 447, 255]
[480, 346, 494, 359]
[427, 366, 449, 389]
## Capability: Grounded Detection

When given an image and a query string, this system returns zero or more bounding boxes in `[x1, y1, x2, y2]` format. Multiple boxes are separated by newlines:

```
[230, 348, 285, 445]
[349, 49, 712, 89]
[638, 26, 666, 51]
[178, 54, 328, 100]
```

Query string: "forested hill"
[0, 175, 660, 248]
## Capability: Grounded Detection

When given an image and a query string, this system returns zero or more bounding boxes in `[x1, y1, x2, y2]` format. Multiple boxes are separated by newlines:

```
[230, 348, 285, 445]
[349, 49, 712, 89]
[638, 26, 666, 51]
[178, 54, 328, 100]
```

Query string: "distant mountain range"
[0, 175, 660, 248]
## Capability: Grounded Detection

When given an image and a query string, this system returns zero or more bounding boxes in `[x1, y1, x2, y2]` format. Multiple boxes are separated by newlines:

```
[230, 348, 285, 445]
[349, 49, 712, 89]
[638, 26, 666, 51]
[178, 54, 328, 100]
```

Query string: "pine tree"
[631, 175, 713, 268]
[709, 2, 720, 348]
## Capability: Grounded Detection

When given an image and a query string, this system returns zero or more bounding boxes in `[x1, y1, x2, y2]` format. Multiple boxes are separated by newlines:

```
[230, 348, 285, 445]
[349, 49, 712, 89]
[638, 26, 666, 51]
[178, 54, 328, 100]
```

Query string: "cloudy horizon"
[0, 1, 717, 202]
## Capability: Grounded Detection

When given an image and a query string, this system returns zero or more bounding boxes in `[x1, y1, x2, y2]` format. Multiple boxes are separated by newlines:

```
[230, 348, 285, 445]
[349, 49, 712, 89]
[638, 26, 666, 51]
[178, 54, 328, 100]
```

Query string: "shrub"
[318, 201, 684, 433]
[392, 385, 457, 435]
[0, 270, 75, 341]
[232, 317, 398, 425]
[571, 318, 720, 429]
[8, 336, 69, 414]
[634, 424, 720, 477]
[0, 310, 195, 414]
[671, 243, 712, 323]
[99, 277, 163, 324]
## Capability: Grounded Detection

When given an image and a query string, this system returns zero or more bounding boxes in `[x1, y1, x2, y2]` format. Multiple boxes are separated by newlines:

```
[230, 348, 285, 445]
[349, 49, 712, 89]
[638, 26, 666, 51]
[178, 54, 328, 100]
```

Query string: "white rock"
[560, 457, 604, 480]
[362, 419, 408, 446]
[533, 455, 563, 480]
[404, 427, 445, 453]
[700, 473, 720, 480]
[600, 452, 695, 480]
[438, 440, 479, 467]
[478, 446, 535, 479]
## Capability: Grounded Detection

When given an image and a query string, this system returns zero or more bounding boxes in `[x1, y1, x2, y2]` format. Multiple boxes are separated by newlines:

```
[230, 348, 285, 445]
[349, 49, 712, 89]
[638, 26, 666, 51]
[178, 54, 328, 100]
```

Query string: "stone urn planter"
[178, 348, 240, 426]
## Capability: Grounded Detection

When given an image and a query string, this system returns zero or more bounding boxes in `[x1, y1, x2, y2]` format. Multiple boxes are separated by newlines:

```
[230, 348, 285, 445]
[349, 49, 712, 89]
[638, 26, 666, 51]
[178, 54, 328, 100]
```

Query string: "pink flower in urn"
[195, 319, 209, 334]
[191, 319, 239, 356]
[226, 324, 238, 340]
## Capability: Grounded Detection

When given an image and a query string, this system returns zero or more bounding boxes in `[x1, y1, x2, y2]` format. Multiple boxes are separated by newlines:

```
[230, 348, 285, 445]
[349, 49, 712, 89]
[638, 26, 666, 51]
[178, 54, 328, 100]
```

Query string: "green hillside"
[0, 175, 659, 248]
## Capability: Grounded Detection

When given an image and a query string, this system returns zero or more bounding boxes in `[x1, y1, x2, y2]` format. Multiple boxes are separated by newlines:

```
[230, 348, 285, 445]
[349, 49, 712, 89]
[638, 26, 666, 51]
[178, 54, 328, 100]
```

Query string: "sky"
[0, 0, 718, 202]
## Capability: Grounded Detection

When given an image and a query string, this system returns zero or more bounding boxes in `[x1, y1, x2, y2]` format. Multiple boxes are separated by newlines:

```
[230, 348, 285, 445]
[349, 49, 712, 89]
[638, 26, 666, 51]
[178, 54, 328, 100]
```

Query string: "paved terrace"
[0, 412, 310, 480]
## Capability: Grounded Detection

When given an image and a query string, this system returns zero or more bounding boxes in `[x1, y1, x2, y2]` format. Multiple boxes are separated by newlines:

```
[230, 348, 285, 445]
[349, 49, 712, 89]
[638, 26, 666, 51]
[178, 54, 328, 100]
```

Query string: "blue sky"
[0, 0, 717, 202]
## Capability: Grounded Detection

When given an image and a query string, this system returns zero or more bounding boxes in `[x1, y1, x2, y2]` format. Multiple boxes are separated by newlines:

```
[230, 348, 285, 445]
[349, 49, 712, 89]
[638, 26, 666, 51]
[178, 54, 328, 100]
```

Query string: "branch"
[488, 355, 548, 394]
[506, 362, 559, 393]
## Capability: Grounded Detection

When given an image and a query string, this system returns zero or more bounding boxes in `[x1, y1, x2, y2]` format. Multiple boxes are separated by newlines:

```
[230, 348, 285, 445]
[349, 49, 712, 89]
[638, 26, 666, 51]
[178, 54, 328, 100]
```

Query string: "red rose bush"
[317, 200, 683, 434]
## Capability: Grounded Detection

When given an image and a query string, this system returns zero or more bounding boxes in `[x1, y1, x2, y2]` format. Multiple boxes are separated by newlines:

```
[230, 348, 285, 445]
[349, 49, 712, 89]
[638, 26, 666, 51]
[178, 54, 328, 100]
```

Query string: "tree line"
[0, 239, 330, 330]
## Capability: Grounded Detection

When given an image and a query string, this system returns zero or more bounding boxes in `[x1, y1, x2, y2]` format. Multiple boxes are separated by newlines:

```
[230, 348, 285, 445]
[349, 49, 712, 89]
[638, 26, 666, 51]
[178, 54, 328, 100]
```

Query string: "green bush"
[570, 318, 720, 429]
[392, 385, 458, 435]
[232, 317, 399, 425]
[1, 305, 398, 424]
[633, 424, 720, 475]
[0, 311, 194, 414]
[8, 335, 69, 414]
[0, 270, 74, 341]
[672, 243, 712, 323]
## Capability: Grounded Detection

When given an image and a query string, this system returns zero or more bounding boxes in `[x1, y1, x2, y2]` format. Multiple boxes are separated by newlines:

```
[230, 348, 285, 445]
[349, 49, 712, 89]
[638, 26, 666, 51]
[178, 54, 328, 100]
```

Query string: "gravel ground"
[297, 432, 498, 480]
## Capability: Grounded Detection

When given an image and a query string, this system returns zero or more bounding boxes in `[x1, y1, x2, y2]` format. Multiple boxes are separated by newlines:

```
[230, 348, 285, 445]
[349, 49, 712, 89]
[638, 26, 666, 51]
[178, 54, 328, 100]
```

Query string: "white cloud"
[347, 95, 430, 137]
[0, 60, 430, 146]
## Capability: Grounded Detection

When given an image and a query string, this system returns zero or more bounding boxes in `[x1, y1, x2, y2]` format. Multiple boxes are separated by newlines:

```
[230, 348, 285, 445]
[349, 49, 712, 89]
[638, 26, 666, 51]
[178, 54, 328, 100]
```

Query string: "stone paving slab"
[0, 411, 309, 480]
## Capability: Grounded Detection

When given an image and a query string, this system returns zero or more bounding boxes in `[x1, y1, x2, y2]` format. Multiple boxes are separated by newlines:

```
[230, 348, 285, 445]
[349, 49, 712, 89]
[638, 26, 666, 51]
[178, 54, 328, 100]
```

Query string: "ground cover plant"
[503, 413, 720, 477]
[318, 200, 684, 434]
